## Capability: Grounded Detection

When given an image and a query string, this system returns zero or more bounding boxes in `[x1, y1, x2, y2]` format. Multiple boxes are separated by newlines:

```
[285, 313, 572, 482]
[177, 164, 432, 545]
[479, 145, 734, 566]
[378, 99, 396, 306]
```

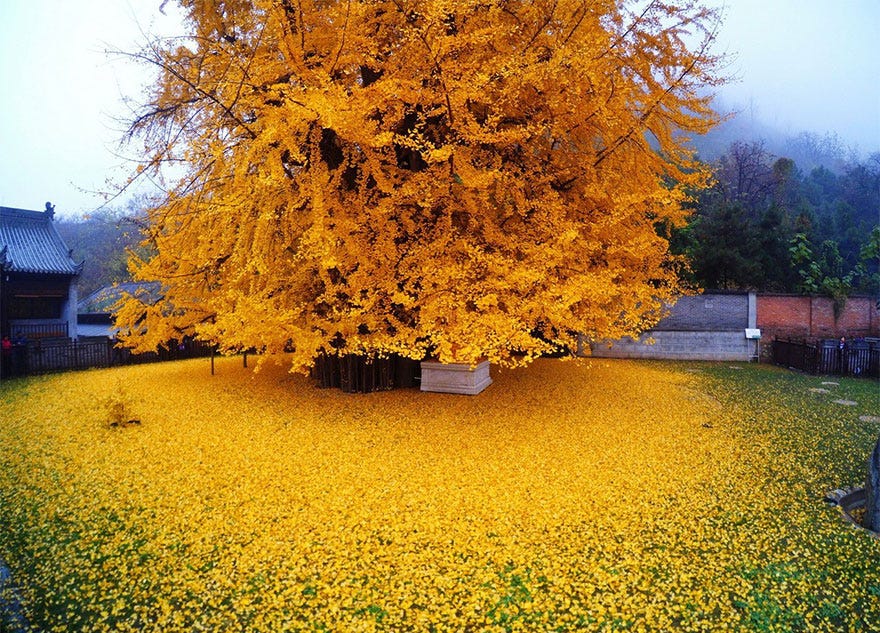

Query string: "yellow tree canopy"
[116, 0, 724, 371]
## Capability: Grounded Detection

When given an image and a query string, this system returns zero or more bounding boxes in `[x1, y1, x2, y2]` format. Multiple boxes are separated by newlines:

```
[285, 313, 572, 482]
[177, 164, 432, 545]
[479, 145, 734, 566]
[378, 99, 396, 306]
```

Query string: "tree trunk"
[865, 434, 880, 532]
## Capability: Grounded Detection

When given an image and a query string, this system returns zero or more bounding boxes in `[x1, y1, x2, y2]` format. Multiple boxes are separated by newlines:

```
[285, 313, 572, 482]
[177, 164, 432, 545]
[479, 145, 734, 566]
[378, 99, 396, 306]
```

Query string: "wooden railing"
[0, 339, 216, 378]
[9, 322, 69, 340]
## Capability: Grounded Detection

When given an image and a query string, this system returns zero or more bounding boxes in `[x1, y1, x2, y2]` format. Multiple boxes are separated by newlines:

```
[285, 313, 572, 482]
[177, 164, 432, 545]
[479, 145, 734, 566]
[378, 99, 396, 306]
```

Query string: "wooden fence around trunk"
[771, 338, 880, 379]
[311, 353, 421, 393]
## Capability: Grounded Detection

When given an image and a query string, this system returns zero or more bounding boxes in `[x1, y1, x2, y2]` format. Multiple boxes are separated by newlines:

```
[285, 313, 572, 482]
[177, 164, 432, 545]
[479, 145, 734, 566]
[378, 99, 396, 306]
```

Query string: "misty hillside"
[693, 98, 875, 174]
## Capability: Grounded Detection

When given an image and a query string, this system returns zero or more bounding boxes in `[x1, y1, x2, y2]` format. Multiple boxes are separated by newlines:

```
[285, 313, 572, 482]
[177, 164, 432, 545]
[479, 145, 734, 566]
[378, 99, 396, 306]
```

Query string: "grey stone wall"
[589, 331, 757, 361]
[654, 293, 749, 331]
[587, 293, 759, 361]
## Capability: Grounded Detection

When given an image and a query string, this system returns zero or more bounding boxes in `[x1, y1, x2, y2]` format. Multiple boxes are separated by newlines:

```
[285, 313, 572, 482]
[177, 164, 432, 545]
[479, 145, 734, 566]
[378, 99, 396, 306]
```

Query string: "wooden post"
[211, 348, 215, 375]
[865, 435, 880, 532]
[243, 352, 248, 368]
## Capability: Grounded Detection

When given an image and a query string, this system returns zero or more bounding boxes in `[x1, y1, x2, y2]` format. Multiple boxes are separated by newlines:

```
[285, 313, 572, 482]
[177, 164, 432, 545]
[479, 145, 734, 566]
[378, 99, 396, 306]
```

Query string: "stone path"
[806, 383, 866, 410]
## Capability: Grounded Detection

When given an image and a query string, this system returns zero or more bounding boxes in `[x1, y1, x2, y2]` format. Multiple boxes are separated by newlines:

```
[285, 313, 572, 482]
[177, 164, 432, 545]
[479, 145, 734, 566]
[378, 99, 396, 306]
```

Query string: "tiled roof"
[0, 206, 81, 275]
[78, 281, 163, 313]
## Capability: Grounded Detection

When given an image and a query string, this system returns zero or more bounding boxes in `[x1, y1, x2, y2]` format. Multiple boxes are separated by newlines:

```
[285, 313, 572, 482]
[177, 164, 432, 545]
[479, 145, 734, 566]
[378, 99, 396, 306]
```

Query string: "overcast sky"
[1, 0, 878, 218]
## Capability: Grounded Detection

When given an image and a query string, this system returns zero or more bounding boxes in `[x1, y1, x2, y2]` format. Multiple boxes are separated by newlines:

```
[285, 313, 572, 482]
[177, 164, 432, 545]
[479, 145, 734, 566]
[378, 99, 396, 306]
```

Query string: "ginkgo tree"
[116, 0, 725, 371]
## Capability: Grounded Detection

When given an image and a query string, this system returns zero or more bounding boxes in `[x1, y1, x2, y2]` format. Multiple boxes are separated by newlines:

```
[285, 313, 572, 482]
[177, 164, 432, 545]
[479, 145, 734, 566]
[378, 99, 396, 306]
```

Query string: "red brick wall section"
[758, 295, 811, 339]
[757, 295, 880, 341]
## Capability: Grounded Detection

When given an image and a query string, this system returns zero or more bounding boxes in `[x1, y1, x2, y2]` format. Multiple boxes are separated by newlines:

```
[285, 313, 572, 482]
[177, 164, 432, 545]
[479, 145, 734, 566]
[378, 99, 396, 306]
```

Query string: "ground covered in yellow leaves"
[1, 358, 878, 632]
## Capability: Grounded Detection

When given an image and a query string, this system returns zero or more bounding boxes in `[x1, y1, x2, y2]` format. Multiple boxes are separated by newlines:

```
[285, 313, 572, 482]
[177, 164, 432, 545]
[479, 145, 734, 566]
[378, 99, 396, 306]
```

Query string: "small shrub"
[103, 381, 140, 428]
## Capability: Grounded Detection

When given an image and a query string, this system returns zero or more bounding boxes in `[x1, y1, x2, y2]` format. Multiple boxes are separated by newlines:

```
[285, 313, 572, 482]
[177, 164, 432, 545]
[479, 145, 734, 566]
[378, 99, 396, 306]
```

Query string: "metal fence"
[0, 339, 216, 379]
[771, 338, 880, 379]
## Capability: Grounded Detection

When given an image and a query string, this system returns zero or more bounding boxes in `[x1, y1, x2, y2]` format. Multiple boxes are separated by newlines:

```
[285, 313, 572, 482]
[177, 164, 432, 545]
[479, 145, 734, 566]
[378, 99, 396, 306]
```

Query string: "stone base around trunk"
[420, 360, 492, 395]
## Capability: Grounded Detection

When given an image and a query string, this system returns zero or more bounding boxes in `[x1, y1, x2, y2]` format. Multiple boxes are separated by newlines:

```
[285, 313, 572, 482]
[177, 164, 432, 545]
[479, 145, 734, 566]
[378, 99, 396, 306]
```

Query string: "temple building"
[0, 203, 81, 342]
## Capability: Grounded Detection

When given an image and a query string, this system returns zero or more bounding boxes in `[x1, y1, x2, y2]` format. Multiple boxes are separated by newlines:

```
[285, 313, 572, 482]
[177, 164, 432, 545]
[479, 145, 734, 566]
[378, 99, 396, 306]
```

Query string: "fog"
[715, 0, 879, 154]
[0, 0, 877, 217]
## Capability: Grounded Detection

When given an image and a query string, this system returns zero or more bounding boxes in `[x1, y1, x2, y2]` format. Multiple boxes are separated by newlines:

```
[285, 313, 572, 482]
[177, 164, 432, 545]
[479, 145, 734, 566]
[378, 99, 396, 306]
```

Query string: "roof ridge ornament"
[44, 201, 55, 220]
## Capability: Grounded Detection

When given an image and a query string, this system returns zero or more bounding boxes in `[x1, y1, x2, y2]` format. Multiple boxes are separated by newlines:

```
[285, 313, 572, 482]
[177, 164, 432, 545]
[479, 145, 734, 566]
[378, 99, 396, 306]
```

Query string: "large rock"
[865, 435, 880, 532]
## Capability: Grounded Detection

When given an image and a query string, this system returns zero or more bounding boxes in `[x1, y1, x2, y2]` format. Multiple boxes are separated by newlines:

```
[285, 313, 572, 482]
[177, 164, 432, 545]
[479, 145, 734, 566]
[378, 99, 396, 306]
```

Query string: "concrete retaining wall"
[590, 330, 756, 361]
[588, 292, 757, 361]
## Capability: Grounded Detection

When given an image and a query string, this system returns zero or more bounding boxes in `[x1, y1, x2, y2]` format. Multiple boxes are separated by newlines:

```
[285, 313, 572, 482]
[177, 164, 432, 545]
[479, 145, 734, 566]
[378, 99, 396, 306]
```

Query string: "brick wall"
[589, 292, 878, 362]
[757, 295, 880, 341]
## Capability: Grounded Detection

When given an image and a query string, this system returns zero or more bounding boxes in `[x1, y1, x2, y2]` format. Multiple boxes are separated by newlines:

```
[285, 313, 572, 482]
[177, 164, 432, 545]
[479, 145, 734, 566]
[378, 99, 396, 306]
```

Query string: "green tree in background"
[675, 142, 878, 295]
[55, 203, 151, 298]
[789, 227, 880, 315]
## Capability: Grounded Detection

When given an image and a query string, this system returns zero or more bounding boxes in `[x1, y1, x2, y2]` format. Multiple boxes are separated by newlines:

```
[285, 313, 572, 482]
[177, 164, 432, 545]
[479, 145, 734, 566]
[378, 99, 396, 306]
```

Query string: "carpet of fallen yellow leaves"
[1, 358, 878, 632]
